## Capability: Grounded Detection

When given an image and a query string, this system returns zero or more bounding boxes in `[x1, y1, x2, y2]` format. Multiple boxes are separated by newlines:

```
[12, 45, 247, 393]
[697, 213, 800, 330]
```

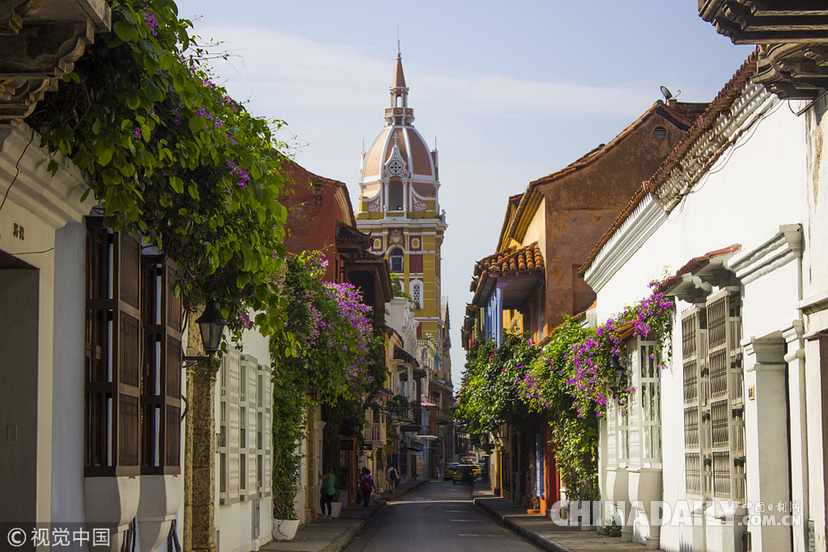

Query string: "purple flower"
[144, 11, 159, 36]
[133, 127, 142, 139]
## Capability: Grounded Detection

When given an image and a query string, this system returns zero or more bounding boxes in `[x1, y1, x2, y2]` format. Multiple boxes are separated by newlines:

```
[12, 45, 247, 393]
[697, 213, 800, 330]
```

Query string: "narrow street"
[342, 480, 543, 552]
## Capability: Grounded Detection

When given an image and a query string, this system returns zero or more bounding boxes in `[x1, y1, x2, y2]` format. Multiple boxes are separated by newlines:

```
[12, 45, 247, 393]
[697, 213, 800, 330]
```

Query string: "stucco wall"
[542, 111, 688, 327]
[51, 221, 88, 523]
[591, 95, 808, 552]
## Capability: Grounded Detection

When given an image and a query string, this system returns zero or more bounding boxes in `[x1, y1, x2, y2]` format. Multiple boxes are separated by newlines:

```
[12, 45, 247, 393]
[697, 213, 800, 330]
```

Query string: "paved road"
[342, 480, 543, 552]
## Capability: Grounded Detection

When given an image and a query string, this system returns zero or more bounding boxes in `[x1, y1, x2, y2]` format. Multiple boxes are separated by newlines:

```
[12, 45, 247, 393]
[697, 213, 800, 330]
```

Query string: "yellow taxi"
[451, 464, 481, 484]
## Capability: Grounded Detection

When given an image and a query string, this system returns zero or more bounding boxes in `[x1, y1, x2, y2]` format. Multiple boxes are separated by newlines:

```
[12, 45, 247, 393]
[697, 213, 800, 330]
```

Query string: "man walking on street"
[387, 465, 399, 494]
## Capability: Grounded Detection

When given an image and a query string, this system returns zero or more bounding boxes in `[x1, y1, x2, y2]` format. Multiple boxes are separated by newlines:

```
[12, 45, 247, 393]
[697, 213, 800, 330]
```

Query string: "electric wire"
[0, 128, 37, 215]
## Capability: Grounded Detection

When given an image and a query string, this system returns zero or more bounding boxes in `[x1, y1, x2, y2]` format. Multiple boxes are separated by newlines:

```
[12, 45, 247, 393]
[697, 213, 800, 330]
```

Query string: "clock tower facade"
[357, 52, 447, 348]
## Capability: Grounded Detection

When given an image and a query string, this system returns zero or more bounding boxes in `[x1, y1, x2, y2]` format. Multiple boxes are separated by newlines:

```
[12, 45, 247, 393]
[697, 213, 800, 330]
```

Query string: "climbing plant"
[269, 252, 388, 518]
[28, 0, 289, 337]
[458, 284, 675, 502]
[455, 332, 540, 435]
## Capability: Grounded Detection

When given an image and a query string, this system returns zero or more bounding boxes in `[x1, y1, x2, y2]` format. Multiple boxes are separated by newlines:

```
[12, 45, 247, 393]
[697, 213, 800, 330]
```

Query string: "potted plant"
[270, 369, 305, 541]
[329, 492, 343, 518]
[271, 437, 302, 540]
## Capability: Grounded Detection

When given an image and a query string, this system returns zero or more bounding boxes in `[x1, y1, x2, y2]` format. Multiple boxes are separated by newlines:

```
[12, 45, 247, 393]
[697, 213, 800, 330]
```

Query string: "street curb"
[319, 519, 367, 552]
[473, 498, 570, 552]
[320, 479, 430, 552]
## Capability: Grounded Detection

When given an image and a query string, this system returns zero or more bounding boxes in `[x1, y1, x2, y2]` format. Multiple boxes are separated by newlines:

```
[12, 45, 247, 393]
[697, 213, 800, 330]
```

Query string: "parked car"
[443, 462, 459, 480]
[465, 464, 482, 479]
[451, 464, 480, 484]
[452, 465, 471, 484]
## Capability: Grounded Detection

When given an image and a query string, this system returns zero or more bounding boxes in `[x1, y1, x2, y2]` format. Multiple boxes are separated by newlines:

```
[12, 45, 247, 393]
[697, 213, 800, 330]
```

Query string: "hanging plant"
[28, 0, 290, 338]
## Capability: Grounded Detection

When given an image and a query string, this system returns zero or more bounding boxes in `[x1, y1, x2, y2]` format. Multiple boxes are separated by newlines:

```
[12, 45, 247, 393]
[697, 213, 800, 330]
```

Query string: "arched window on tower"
[388, 247, 404, 273]
[389, 181, 403, 211]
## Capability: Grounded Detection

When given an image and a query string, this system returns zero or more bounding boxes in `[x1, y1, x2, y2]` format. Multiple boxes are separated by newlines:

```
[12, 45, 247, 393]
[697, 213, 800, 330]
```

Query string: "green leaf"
[113, 21, 138, 42]
[92, 119, 102, 135]
[170, 176, 184, 194]
[236, 273, 251, 288]
[125, 94, 141, 110]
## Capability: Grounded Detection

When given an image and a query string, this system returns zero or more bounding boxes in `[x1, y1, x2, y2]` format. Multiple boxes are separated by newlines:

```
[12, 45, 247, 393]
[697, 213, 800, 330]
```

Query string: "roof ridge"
[578, 53, 758, 275]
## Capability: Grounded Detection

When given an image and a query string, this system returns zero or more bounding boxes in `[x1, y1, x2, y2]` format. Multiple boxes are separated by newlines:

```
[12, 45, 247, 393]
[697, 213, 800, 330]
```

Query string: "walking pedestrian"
[360, 467, 375, 508]
[318, 466, 336, 518]
[387, 465, 399, 494]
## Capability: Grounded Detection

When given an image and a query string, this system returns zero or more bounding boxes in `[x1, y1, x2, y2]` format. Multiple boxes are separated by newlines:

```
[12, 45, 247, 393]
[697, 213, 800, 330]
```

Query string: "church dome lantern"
[360, 52, 438, 187]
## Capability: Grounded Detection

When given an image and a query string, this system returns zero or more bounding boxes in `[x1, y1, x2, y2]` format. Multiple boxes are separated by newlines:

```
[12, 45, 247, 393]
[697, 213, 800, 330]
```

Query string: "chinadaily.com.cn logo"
[549, 500, 803, 527]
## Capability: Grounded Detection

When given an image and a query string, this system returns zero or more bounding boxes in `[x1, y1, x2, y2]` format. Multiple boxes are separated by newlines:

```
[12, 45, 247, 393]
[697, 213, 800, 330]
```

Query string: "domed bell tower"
[357, 51, 447, 349]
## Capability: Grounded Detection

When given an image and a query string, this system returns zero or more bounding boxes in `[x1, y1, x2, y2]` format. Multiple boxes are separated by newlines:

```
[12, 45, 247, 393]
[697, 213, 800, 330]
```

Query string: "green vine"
[28, 0, 289, 337]
[455, 333, 539, 435]
[268, 253, 388, 517]
[457, 285, 675, 503]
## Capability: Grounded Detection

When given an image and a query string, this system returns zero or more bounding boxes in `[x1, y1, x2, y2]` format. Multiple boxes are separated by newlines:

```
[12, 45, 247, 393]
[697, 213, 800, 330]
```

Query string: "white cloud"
[196, 25, 655, 122]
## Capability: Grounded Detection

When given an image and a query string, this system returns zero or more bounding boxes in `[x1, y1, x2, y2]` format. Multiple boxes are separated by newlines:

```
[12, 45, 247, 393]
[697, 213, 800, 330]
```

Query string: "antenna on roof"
[397, 28, 400, 53]
[660, 86, 681, 102]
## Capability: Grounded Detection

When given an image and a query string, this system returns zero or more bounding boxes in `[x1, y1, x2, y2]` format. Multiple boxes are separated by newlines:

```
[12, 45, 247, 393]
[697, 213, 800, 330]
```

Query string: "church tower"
[357, 51, 447, 350]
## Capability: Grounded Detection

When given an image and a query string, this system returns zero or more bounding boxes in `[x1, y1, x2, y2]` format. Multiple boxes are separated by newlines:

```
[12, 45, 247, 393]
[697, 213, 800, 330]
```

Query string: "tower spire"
[387, 51, 411, 126]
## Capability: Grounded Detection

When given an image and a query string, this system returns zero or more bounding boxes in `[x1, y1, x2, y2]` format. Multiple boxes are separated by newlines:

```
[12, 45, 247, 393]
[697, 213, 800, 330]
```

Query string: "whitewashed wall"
[588, 87, 809, 552]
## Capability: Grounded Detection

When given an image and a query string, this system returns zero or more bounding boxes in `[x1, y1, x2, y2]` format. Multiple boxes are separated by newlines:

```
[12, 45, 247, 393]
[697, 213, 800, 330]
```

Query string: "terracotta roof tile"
[579, 54, 758, 275]
[474, 242, 544, 277]
[652, 244, 741, 295]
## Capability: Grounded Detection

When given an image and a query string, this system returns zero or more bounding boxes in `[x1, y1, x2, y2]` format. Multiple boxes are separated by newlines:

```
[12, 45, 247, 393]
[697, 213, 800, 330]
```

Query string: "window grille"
[681, 288, 744, 501]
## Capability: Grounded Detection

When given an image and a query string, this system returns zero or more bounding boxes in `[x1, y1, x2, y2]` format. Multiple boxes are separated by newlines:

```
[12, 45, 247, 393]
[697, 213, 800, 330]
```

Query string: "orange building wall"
[281, 160, 354, 282]
[539, 114, 687, 328]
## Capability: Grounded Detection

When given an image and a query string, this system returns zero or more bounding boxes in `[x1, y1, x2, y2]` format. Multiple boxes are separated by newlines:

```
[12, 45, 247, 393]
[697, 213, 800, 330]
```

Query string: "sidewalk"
[472, 482, 665, 552]
[260, 478, 427, 552]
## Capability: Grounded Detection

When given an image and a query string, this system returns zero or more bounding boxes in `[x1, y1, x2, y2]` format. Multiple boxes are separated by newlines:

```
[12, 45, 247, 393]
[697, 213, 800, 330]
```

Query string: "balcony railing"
[363, 422, 385, 444]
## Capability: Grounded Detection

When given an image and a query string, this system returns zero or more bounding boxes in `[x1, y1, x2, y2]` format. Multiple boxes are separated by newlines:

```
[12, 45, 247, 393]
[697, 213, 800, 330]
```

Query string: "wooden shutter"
[224, 349, 241, 503]
[84, 220, 110, 471]
[84, 220, 141, 476]
[703, 288, 744, 501]
[682, 306, 705, 497]
[141, 256, 183, 475]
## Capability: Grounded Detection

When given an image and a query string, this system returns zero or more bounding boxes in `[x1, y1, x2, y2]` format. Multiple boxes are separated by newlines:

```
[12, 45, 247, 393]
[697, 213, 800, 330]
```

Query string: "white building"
[584, 54, 815, 552]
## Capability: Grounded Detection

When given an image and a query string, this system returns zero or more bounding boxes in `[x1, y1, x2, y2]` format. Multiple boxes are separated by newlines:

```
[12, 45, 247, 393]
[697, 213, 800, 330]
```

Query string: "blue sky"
[173, 0, 754, 387]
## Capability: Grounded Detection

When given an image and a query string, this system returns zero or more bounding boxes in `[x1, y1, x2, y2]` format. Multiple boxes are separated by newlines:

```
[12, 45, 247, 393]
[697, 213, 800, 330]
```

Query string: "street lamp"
[609, 353, 625, 394]
[195, 299, 227, 355]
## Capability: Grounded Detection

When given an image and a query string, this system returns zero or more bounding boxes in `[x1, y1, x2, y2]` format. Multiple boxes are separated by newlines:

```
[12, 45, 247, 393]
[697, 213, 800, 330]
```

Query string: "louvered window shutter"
[84, 221, 141, 476]
[682, 288, 744, 501]
[682, 306, 704, 496]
